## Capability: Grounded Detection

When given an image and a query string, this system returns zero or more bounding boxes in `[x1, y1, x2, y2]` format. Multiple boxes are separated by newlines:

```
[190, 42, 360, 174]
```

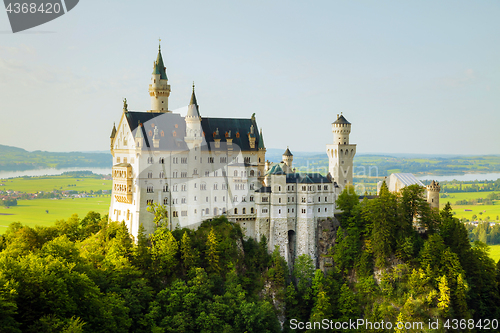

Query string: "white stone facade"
[109, 47, 354, 267]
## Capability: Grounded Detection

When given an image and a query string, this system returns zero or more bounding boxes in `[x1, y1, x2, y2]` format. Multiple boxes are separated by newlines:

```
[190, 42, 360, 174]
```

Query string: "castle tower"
[148, 44, 171, 112]
[427, 180, 440, 209]
[184, 83, 202, 148]
[282, 147, 293, 173]
[326, 113, 356, 190]
[257, 129, 266, 184]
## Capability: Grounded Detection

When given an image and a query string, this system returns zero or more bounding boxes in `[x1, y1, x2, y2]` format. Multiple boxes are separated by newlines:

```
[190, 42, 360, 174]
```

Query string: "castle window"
[278, 209, 281, 214]
[243, 208, 246, 214]
[318, 185, 321, 191]
[181, 185, 186, 191]
[214, 208, 218, 215]
[173, 211, 178, 217]
[250, 170, 255, 177]
[250, 183, 254, 190]
[292, 186, 295, 191]
[159, 172, 164, 178]
[173, 157, 178, 164]
[146, 199, 153, 205]
[242, 196, 246, 202]
[222, 171, 227, 177]
[214, 196, 217, 202]
[194, 209, 197, 214]
[222, 208, 226, 214]
[214, 183, 218, 190]
[318, 197, 321, 202]
[279, 198, 281, 203]
[205, 208, 209, 215]
[193, 168, 198, 175]
[288, 197, 290, 202]
[288, 209, 290, 213]
[148, 172, 152, 178]
[318, 208, 321, 212]
[244, 157, 251, 163]
[147, 157, 153, 164]
[292, 197, 294, 202]
[200, 184, 206, 190]
[234, 170, 238, 177]
[262, 197, 268, 203]
[205, 171, 210, 177]
[232, 157, 238, 163]
[262, 208, 268, 213]
[214, 171, 218, 177]
[292, 208, 294, 213]
[163, 198, 168, 205]
[124, 157, 127, 163]
[223, 196, 225, 202]
[159, 158, 164, 164]
[181, 198, 186, 204]
[325, 208, 327, 212]
[181, 158, 188, 164]
[234, 208, 238, 214]
[249, 207, 253, 214]
[250, 196, 254, 202]
[181, 172, 187, 178]
[233, 196, 238, 202]
[220, 157, 227, 163]
[324, 185, 328, 190]
[302, 197, 306, 203]
[173, 172, 178, 178]
[302, 186, 306, 191]
[325, 197, 327, 202]
[194, 196, 197, 201]
[222, 183, 227, 190]
[173, 184, 178, 191]
[208, 157, 214, 163]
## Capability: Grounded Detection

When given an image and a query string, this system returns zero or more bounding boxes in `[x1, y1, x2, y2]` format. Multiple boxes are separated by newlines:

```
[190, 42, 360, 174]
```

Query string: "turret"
[427, 180, 440, 209]
[332, 113, 351, 145]
[185, 84, 202, 149]
[282, 147, 293, 173]
[326, 113, 356, 188]
[148, 44, 171, 112]
[110, 123, 116, 149]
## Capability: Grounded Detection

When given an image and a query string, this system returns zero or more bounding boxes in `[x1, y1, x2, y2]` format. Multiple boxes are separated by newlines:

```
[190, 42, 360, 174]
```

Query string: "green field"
[0, 196, 111, 234]
[440, 191, 500, 221]
[488, 245, 500, 263]
[0, 175, 112, 193]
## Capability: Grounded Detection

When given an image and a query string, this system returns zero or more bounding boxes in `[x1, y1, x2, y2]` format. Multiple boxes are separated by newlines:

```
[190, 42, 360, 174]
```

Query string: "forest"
[0, 185, 499, 332]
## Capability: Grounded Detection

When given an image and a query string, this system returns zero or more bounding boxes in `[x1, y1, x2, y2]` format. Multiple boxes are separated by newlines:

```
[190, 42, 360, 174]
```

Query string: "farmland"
[488, 244, 500, 263]
[0, 174, 112, 193]
[441, 191, 500, 221]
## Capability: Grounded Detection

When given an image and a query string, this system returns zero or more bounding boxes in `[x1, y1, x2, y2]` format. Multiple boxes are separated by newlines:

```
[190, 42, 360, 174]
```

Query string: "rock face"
[316, 216, 341, 272]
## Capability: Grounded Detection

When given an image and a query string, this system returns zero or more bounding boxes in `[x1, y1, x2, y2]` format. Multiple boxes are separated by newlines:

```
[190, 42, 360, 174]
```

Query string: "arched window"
[234, 208, 238, 215]
[250, 170, 255, 177]
[214, 208, 218, 215]
[251, 207, 254, 214]
[242, 208, 246, 214]
[163, 198, 168, 205]
[234, 170, 238, 177]
[205, 208, 209, 215]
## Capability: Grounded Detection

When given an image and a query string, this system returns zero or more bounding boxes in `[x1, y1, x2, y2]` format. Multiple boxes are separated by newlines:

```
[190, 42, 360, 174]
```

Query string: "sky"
[0, 0, 499, 155]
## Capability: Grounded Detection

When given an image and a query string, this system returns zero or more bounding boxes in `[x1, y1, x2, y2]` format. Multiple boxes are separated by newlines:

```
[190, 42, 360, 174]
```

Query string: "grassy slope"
[0, 197, 111, 234]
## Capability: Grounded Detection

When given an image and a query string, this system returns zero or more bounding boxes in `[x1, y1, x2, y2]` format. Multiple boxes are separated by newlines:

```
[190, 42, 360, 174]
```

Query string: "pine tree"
[437, 275, 450, 317]
[181, 231, 199, 271]
[206, 227, 220, 273]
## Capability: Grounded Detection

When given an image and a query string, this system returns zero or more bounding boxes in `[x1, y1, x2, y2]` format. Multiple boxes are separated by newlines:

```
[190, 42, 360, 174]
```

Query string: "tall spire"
[190, 82, 198, 106]
[258, 128, 265, 149]
[152, 44, 168, 80]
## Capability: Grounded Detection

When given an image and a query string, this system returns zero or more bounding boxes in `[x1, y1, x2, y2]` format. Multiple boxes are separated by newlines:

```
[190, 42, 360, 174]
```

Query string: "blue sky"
[0, 0, 499, 154]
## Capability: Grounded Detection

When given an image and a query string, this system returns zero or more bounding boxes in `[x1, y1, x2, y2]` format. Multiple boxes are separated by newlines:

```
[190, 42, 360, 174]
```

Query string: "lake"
[418, 173, 500, 182]
[0, 167, 112, 179]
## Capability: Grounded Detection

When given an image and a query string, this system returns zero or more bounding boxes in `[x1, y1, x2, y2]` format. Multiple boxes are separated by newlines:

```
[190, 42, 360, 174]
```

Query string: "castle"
[109, 46, 356, 265]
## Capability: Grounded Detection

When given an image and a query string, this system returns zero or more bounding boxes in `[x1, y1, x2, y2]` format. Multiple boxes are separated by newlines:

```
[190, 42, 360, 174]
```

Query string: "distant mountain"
[0, 144, 112, 172]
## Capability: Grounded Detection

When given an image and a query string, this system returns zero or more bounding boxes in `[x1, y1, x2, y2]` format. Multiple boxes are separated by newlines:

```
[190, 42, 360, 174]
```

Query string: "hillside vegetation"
[0, 185, 499, 332]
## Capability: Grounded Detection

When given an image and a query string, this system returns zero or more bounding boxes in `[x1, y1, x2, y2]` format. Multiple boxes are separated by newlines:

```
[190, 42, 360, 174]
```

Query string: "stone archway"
[288, 230, 296, 265]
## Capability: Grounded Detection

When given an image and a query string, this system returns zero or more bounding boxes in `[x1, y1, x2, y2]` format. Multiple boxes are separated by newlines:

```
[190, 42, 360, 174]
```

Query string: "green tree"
[181, 231, 199, 271]
[206, 227, 220, 274]
[147, 202, 169, 229]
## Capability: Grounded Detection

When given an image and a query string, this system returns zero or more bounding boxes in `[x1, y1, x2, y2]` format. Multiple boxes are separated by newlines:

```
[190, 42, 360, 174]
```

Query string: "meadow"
[440, 191, 500, 221]
[0, 175, 112, 193]
[488, 244, 500, 263]
[0, 196, 111, 234]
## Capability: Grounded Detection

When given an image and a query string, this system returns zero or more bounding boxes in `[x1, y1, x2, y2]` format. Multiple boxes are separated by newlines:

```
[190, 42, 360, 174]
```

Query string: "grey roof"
[286, 173, 332, 184]
[333, 114, 350, 125]
[266, 163, 285, 176]
[283, 147, 293, 156]
[200, 117, 262, 152]
[392, 173, 424, 187]
[255, 186, 271, 193]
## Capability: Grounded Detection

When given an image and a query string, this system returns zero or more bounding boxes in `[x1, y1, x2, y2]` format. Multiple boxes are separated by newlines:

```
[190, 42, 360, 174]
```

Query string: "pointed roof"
[190, 82, 198, 106]
[152, 47, 168, 80]
[110, 123, 117, 139]
[258, 129, 265, 149]
[333, 113, 350, 125]
[187, 83, 201, 118]
[283, 147, 293, 157]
